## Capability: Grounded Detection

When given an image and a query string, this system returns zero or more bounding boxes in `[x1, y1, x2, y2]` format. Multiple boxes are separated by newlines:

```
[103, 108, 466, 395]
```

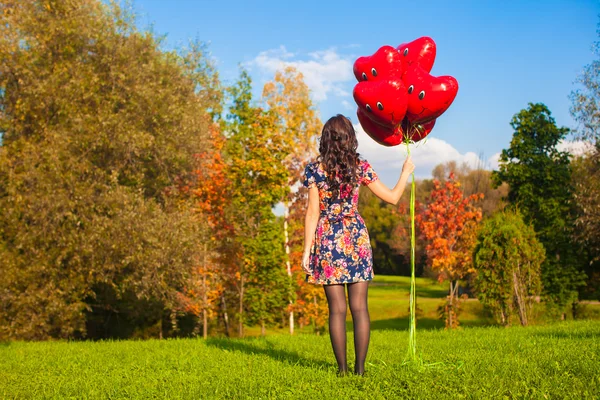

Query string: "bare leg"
[347, 281, 370, 375]
[324, 284, 348, 374]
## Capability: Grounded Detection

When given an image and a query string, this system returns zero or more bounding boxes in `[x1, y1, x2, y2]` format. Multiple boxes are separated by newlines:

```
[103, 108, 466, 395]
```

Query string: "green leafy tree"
[245, 216, 289, 335]
[492, 103, 586, 316]
[261, 66, 322, 335]
[224, 69, 289, 337]
[358, 187, 406, 275]
[0, 0, 218, 339]
[473, 210, 544, 326]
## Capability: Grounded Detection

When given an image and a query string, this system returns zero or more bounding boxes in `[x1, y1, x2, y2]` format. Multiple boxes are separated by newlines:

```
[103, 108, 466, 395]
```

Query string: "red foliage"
[418, 172, 483, 282]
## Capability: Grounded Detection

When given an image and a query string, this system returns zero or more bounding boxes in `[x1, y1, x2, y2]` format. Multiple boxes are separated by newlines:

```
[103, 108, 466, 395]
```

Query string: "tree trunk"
[158, 314, 163, 340]
[513, 268, 528, 326]
[239, 274, 245, 337]
[203, 243, 208, 339]
[313, 294, 319, 335]
[261, 320, 266, 336]
[202, 274, 208, 339]
[284, 202, 294, 335]
[221, 295, 230, 337]
[447, 281, 458, 329]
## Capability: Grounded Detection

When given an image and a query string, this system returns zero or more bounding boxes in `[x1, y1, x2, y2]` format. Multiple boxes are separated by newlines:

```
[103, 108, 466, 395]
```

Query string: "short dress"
[302, 159, 379, 285]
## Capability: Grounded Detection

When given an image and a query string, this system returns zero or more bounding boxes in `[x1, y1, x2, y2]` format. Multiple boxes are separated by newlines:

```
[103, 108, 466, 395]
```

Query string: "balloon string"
[405, 138, 417, 362]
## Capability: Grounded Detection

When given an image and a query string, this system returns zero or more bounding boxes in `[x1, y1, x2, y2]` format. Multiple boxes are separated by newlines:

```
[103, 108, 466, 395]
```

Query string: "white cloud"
[557, 140, 594, 156]
[249, 46, 353, 102]
[488, 152, 502, 171]
[487, 140, 592, 171]
[354, 123, 493, 181]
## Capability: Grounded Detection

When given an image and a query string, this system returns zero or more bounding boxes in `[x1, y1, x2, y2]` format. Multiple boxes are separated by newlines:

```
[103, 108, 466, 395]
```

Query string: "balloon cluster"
[353, 37, 458, 146]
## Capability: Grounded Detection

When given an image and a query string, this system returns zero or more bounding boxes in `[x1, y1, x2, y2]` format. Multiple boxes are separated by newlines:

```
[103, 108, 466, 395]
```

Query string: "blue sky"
[132, 0, 599, 184]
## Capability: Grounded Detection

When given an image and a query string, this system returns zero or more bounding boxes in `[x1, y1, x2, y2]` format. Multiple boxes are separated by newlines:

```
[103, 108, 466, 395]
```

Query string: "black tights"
[323, 281, 370, 375]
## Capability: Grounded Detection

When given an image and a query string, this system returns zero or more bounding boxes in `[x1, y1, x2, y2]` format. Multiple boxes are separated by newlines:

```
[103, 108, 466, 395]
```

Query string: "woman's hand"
[402, 156, 415, 176]
[302, 252, 312, 275]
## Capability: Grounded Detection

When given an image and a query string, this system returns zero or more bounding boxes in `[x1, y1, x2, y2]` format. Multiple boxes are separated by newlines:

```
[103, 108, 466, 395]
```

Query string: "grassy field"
[1, 320, 599, 399]
[2, 275, 600, 399]
[243, 274, 599, 336]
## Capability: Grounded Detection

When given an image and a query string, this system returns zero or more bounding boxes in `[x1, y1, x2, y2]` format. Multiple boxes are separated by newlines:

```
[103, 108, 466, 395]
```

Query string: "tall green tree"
[224, 70, 289, 337]
[492, 103, 586, 315]
[245, 216, 288, 335]
[0, 0, 218, 339]
[261, 66, 322, 335]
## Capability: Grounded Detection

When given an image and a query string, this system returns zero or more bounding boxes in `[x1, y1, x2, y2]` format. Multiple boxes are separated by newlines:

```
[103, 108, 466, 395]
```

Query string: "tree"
[418, 173, 483, 328]
[570, 23, 600, 299]
[358, 187, 407, 275]
[473, 210, 544, 326]
[432, 160, 508, 217]
[492, 103, 587, 316]
[0, 0, 218, 339]
[571, 149, 600, 300]
[183, 124, 232, 338]
[244, 216, 289, 336]
[261, 66, 321, 334]
[224, 69, 289, 337]
[570, 21, 600, 147]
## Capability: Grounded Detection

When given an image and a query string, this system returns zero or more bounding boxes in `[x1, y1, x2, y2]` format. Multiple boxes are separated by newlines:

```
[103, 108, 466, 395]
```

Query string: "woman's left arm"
[302, 185, 320, 273]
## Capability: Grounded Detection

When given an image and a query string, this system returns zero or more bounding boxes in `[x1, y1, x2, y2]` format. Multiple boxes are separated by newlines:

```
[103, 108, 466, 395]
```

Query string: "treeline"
[0, 0, 325, 340]
[1, 0, 598, 340]
[362, 101, 599, 327]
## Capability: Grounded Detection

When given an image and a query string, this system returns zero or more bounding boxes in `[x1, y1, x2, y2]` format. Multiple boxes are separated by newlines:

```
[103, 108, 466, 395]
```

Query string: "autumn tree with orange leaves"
[181, 123, 233, 338]
[418, 173, 483, 328]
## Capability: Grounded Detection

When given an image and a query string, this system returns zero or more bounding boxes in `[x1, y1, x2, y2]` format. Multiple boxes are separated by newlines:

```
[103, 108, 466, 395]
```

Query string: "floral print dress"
[303, 159, 378, 285]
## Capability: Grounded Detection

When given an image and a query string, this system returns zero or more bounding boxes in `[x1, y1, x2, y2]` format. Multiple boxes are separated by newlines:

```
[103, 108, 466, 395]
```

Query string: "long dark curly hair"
[318, 114, 360, 199]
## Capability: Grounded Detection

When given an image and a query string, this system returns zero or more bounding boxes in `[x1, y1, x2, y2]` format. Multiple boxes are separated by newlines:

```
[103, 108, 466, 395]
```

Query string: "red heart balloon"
[353, 45, 405, 82]
[397, 36, 436, 73]
[402, 66, 458, 124]
[401, 118, 436, 143]
[353, 79, 408, 128]
[357, 108, 403, 146]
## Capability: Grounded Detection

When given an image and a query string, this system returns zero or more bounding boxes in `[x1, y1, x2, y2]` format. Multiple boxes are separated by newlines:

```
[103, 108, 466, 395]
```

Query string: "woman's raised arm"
[367, 156, 415, 205]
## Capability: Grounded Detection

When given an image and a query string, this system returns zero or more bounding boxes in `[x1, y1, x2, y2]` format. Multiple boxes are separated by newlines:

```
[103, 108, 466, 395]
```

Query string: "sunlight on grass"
[1, 321, 598, 399]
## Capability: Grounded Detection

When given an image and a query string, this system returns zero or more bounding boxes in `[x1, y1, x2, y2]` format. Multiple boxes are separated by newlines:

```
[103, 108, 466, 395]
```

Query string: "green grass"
[1, 320, 599, 399]
[2, 275, 600, 398]
[369, 275, 455, 331]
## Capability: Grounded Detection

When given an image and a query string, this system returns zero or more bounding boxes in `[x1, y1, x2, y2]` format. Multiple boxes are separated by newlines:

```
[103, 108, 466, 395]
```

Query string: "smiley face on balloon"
[353, 45, 405, 82]
[353, 79, 408, 128]
[397, 36, 436, 73]
[403, 66, 458, 124]
[352, 37, 458, 146]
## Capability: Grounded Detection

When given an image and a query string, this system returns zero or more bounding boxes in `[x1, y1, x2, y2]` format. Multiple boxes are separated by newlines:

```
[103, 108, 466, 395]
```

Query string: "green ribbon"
[405, 138, 417, 363]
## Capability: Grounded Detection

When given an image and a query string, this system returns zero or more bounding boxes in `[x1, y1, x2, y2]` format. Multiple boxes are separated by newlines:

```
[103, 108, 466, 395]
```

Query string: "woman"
[301, 114, 414, 376]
